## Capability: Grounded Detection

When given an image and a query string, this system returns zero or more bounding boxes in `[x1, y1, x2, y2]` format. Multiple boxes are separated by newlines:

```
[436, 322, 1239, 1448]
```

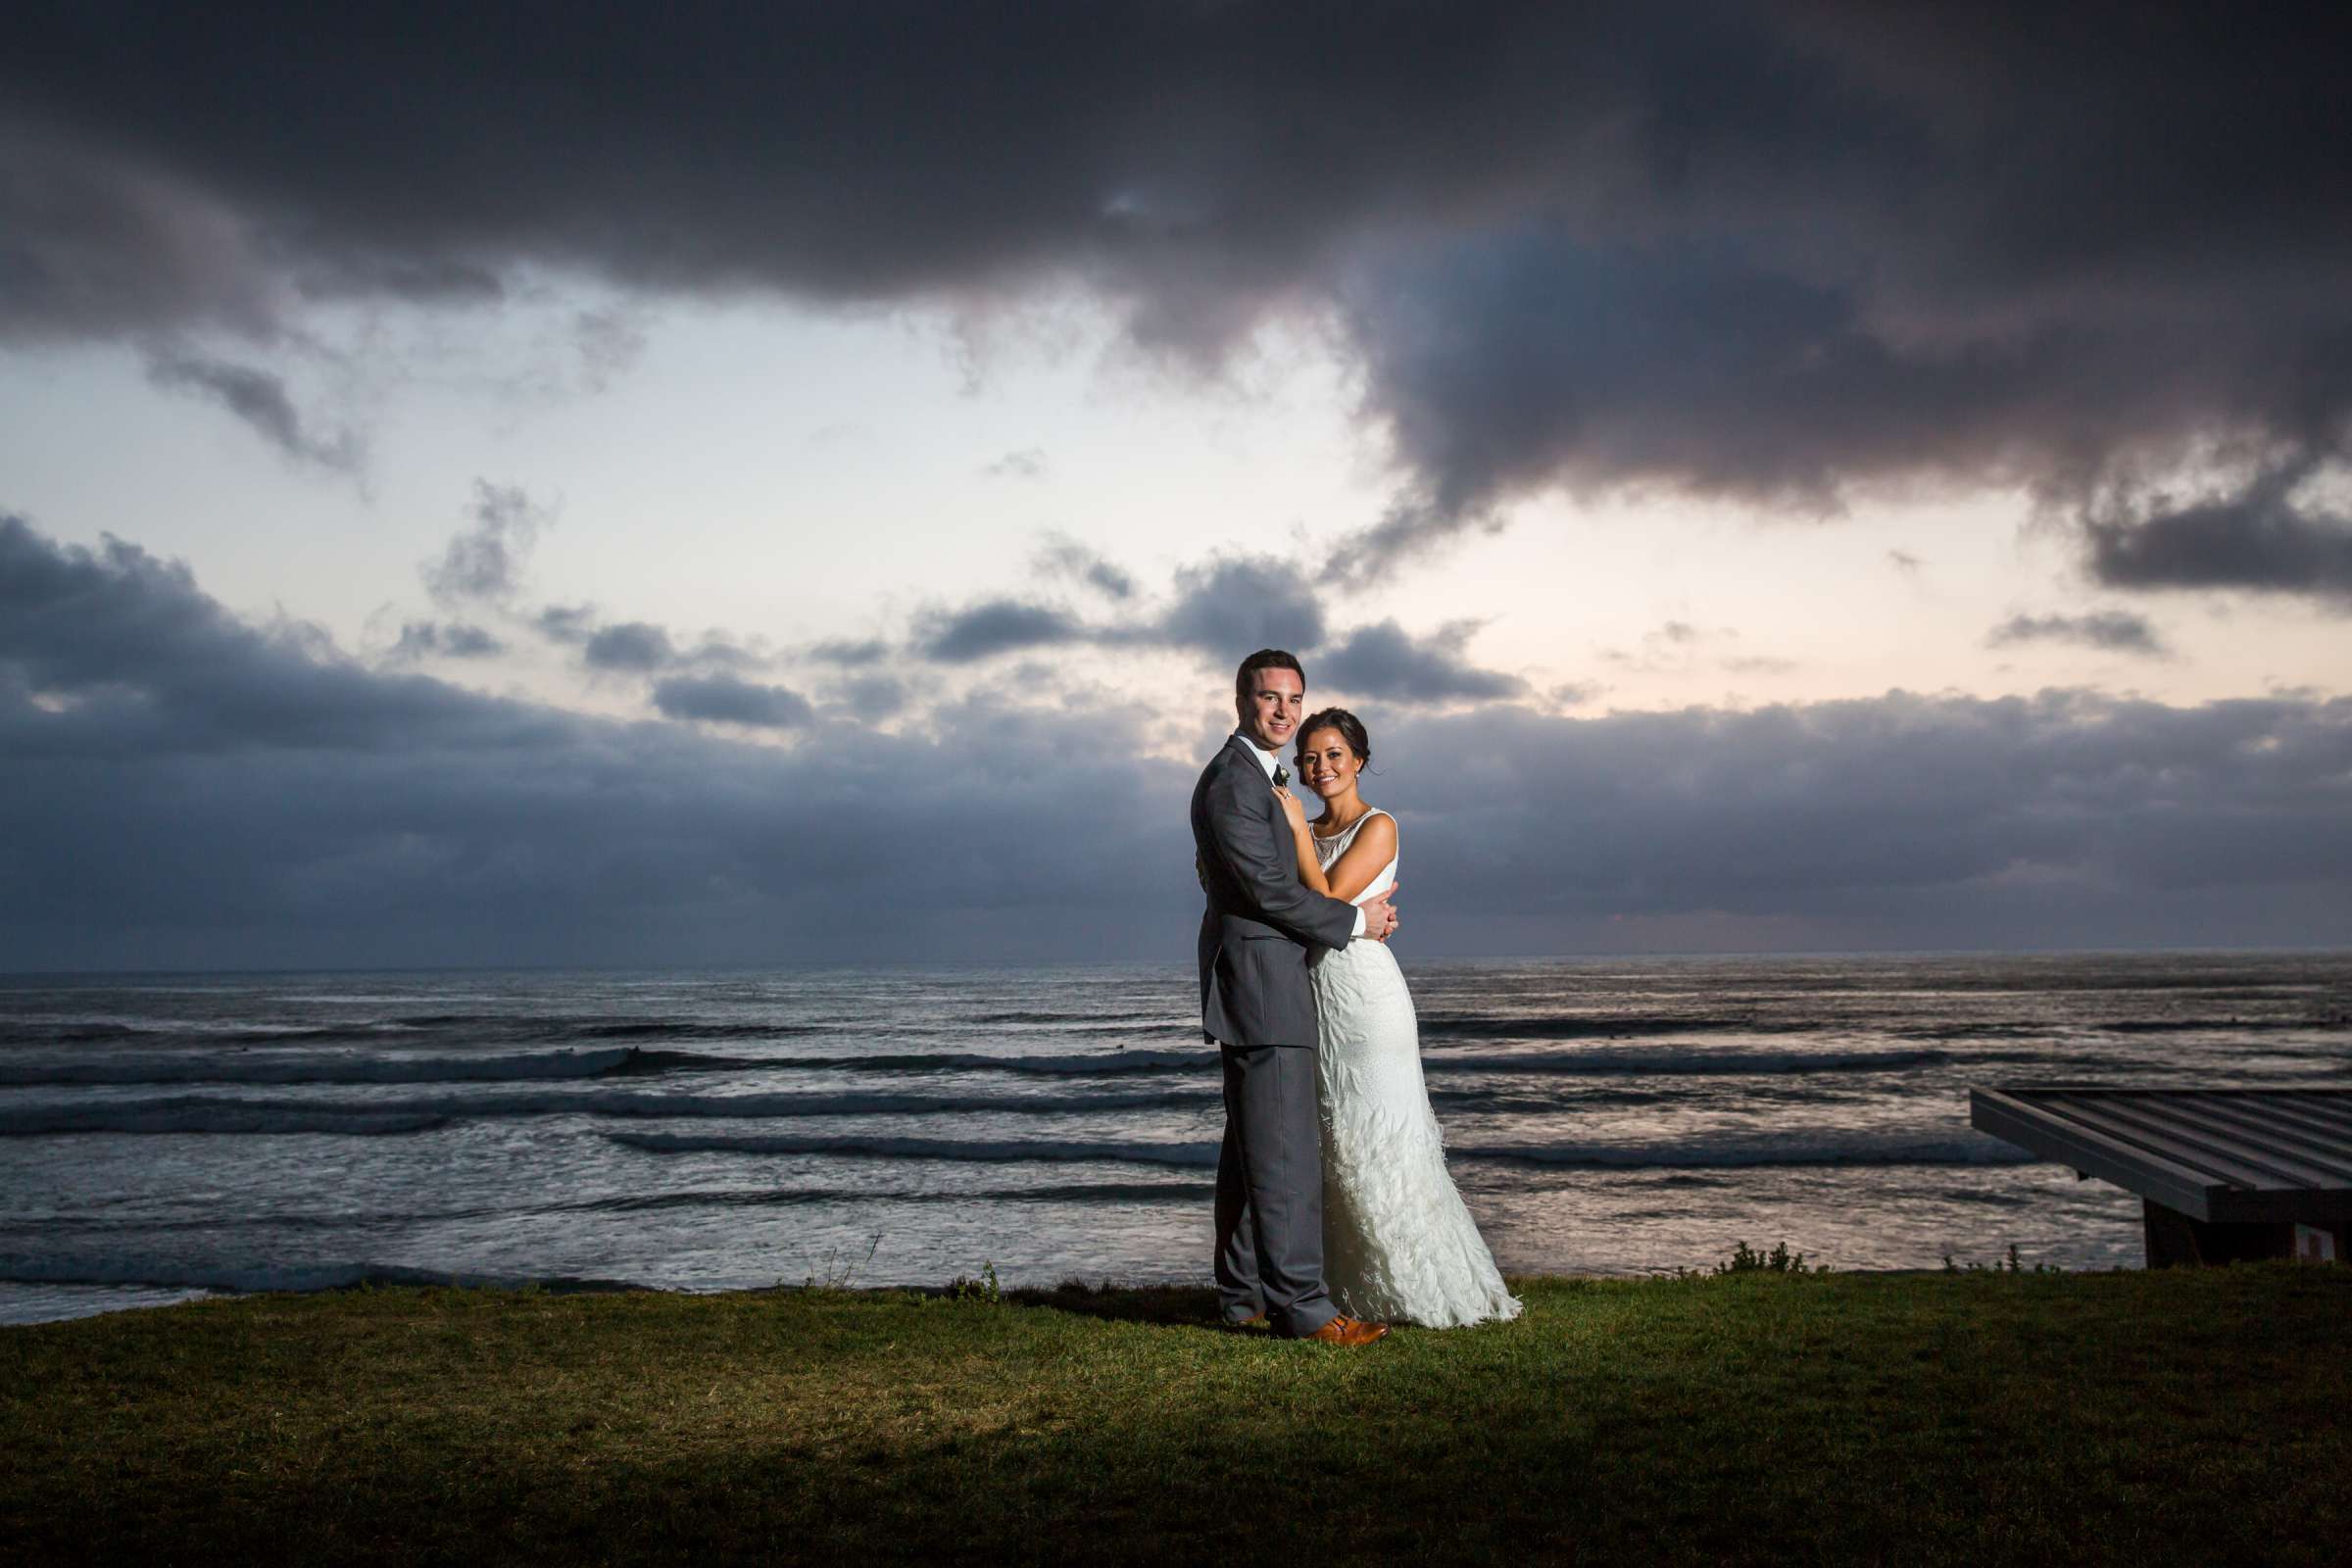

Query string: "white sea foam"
[0, 1043, 2015, 1092]
[1462, 1130, 2040, 1168]
[0, 1088, 1196, 1136]
[11, 951, 2333, 1317]
[802, 1049, 1211, 1075]
[0, 1047, 640, 1087]
[605, 1127, 2036, 1169]
[1414, 1047, 1970, 1075]
[0, 1106, 452, 1136]
[608, 1131, 1223, 1166]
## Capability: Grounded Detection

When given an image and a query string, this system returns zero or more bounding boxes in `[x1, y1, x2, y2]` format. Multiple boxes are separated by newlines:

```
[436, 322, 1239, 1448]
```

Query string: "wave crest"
[0, 1047, 642, 1088]
[607, 1128, 2034, 1170]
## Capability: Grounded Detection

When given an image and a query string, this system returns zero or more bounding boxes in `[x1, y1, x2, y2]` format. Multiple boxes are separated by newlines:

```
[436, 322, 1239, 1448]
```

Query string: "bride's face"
[1298, 727, 1361, 799]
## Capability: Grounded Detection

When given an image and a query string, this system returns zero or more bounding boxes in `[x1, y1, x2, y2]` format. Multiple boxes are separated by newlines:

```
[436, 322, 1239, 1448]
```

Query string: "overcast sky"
[3, 1, 2348, 969]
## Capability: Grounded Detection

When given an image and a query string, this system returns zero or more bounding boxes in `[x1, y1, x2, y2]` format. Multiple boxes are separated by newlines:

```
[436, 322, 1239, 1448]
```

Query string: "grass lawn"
[5, 1263, 2348, 1565]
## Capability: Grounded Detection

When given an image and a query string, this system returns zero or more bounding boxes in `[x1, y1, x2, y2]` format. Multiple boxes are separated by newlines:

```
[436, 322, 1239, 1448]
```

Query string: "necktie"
[1273, 764, 1290, 787]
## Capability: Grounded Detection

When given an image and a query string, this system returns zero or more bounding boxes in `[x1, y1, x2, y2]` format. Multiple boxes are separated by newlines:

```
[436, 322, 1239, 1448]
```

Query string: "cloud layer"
[890, 549, 1525, 707]
[6, 3, 2347, 589]
[1985, 611, 2167, 658]
[2085, 461, 2352, 604]
[6, 514, 2346, 968]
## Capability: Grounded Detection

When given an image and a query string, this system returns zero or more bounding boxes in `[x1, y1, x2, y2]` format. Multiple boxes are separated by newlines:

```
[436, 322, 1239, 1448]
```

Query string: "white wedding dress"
[1309, 808, 1522, 1328]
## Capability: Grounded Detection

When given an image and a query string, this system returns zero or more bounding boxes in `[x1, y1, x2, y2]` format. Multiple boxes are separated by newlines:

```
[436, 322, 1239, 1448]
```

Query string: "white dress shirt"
[1237, 730, 1368, 939]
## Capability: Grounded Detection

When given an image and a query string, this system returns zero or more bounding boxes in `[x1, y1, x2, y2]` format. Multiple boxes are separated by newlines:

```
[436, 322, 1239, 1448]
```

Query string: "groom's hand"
[1359, 883, 1400, 942]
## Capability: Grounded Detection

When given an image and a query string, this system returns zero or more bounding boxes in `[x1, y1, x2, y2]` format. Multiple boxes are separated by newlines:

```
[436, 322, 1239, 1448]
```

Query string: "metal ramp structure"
[1969, 1086, 2352, 1267]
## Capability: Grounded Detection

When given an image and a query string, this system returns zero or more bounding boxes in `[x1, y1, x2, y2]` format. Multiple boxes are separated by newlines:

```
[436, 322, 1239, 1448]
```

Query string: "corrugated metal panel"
[2151, 1094, 2352, 1180]
[1969, 1087, 2352, 1223]
[2055, 1093, 2348, 1187]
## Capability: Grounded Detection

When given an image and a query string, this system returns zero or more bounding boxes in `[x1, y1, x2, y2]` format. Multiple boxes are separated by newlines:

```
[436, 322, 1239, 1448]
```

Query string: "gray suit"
[1191, 731, 1360, 1336]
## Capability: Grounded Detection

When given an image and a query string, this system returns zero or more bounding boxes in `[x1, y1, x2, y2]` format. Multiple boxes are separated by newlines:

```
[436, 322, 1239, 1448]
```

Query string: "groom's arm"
[1202, 763, 1361, 952]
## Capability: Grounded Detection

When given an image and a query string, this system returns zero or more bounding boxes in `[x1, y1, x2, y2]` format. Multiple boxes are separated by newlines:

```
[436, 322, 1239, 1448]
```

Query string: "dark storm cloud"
[142, 348, 358, 473]
[0, 514, 1182, 965]
[1317, 619, 1527, 704]
[1327, 219, 2349, 581]
[4, 514, 2347, 966]
[1079, 558, 1136, 600]
[535, 605, 763, 676]
[822, 671, 909, 720]
[1035, 534, 1136, 600]
[388, 619, 506, 662]
[2084, 463, 2352, 605]
[422, 480, 551, 606]
[441, 623, 505, 659]
[903, 552, 1322, 667]
[9, 3, 2343, 588]
[532, 604, 594, 644]
[1369, 689, 2352, 952]
[912, 599, 1086, 663]
[581, 621, 676, 673]
[0, 514, 566, 756]
[805, 637, 891, 667]
[650, 672, 813, 729]
[1986, 611, 2168, 657]
[1149, 555, 1327, 656]
[901, 547, 1517, 694]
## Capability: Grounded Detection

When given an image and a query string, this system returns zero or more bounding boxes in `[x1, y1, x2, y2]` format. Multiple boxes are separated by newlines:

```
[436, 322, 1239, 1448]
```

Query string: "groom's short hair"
[1235, 649, 1304, 712]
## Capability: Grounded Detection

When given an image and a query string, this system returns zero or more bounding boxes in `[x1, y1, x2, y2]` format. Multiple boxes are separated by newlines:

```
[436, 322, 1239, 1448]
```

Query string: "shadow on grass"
[9, 1269, 2352, 1564]
[769, 1278, 1231, 1330]
[1002, 1280, 1224, 1328]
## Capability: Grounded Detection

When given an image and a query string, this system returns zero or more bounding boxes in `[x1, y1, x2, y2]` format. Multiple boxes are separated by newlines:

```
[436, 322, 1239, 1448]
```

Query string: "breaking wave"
[1419, 1013, 1817, 1040]
[0, 1047, 648, 1087]
[0, 1014, 827, 1049]
[607, 1128, 2036, 1170]
[0, 1106, 450, 1136]
[0, 1040, 2075, 1096]
[609, 1131, 1222, 1167]
[543, 1180, 1211, 1214]
[0, 1087, 1200, 1136]
[1416, 1047, 1973, 1075]
[1464, 1131, 2039, 1169]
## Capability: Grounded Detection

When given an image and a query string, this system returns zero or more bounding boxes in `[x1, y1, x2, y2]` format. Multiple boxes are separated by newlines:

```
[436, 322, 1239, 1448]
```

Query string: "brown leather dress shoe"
[1302, 1313, 1390, 1347]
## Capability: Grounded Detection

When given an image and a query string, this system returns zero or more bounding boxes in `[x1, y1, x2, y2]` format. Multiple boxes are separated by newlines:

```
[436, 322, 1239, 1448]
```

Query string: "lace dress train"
[1310, 809, 1521, 1328]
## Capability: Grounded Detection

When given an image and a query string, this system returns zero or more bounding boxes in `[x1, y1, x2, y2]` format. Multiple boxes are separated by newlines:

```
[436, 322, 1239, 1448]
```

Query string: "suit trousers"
[1214, 1042, 1339, 1337]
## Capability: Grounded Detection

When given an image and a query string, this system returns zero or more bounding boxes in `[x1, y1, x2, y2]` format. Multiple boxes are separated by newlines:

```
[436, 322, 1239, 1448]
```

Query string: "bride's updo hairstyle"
[1296, 707, 1371, 770]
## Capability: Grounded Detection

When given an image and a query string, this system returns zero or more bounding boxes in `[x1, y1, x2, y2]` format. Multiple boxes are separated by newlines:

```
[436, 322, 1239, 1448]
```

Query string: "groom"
[1191, 648, 1399, 1346]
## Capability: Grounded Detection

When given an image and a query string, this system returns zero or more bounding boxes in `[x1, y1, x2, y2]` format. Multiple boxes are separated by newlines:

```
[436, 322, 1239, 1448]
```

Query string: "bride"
[1274, 709, 1521, 1328]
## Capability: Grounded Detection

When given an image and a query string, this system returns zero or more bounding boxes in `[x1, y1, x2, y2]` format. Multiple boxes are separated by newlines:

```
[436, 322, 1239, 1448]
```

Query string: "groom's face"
[1241, 667, 1305, 752]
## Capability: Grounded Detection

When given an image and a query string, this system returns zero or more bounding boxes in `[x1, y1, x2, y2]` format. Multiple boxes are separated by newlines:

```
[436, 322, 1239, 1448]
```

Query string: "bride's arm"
[1275, 788, 1333, 895]
[1319, 813, 1396, 905]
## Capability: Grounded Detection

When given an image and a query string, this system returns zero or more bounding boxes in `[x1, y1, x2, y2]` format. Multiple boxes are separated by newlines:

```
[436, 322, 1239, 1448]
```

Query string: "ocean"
[3, 952, 2347, 1325]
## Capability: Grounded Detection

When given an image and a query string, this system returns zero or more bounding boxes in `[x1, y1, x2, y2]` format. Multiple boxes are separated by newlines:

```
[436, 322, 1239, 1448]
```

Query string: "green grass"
[5, 1265, 2348, 1565]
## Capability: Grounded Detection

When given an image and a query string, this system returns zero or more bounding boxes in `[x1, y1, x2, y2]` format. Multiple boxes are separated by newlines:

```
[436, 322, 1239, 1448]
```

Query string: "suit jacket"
[1191, 733, 1361, 1048]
